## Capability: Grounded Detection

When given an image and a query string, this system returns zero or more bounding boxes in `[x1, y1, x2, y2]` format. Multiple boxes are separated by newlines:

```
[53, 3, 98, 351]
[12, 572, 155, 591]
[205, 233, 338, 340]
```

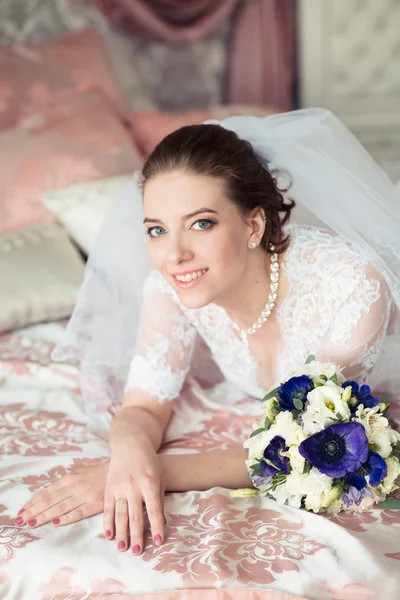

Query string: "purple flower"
[346, 451, 387, 490]
[261, 435, 290, 477]
[277, 375, 314, 412]
[343, 381, 379, 413]
[341, 485, 374, 507]
[299, 422, 369, 478]
[341, 486, 363, 507]
[252, 474, 272, 488]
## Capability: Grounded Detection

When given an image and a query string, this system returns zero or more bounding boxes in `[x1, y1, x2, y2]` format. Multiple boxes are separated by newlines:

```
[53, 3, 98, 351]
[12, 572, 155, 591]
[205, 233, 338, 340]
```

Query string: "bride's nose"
[166, 234, 194, 264]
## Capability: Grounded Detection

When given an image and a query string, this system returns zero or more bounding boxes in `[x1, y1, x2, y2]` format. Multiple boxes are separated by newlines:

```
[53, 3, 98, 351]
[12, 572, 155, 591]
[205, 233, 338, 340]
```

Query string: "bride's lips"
[171, 268, 208, 289]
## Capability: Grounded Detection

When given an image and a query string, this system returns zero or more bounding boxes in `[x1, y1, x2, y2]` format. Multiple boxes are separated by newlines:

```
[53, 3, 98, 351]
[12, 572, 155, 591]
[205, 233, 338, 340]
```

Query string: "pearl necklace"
[228, 248, 280, 356]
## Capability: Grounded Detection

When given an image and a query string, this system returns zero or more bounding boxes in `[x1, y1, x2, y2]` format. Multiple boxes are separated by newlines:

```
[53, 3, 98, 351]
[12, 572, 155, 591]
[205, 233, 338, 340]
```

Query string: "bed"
[1, 2, 399, 599]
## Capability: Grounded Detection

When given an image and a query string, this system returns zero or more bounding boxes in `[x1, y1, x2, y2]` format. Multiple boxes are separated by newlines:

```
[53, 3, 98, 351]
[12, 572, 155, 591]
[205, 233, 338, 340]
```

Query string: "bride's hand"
[15, 461, 109, 529]
[104, 436, 166, 555]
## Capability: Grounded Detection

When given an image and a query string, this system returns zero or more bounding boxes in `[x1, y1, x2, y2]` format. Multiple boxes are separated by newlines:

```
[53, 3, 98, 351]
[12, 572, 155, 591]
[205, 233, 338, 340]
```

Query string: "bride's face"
[143, 170, 253, 309]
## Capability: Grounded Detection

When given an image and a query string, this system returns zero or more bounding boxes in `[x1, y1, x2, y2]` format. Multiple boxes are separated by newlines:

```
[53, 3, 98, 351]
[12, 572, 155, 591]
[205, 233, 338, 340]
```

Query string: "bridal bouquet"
[230, 357, 400, 513]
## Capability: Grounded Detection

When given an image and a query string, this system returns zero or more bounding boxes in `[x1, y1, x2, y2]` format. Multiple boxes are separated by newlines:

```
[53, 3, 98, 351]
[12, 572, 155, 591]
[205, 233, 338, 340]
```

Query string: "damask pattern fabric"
[0, 92, 142, 235]
[0, 320, 399, 599]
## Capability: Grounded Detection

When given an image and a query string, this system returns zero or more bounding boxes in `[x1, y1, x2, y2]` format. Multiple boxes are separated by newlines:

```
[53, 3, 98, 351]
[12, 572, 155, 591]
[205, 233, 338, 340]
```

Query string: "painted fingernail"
[132, 544, 141, 554]
[52, 518, 60, 525]
[153, 534, 162, 546]
[18, 509, 26, 516]
[14, 517, 23, 526]
[28, 519, 37, 527]
[105, 530, 112, 538]
[117, 541, 126, 550]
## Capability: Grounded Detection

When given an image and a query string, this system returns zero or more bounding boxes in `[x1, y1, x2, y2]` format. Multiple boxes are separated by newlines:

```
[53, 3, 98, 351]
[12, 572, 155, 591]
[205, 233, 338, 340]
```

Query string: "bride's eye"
[191, 219, 215, 231]
[146, 226, 166, 238]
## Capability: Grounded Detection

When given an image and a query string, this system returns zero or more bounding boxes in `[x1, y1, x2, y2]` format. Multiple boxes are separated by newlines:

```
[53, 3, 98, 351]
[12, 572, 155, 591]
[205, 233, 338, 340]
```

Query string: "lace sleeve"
[316, 263, 393, 381]
[124, 270, 197, 403]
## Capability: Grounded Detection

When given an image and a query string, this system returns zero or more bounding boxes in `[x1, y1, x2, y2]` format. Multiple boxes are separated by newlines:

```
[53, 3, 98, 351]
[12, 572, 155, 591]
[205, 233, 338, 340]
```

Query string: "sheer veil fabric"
[52, 108, 400, 412]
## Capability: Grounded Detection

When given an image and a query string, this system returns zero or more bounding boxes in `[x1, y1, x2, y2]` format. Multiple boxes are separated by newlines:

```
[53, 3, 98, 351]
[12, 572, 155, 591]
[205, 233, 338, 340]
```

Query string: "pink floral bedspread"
[1, 322, 399, 600]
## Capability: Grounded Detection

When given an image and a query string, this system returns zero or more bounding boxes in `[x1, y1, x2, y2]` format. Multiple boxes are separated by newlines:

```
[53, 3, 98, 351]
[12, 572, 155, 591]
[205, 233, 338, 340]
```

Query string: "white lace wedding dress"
[126, 224, 397, 404]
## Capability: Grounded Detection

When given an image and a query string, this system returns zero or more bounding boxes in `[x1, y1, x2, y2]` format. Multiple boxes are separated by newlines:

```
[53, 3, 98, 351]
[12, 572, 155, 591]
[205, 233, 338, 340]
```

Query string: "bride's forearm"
[160, 446, 253, 492]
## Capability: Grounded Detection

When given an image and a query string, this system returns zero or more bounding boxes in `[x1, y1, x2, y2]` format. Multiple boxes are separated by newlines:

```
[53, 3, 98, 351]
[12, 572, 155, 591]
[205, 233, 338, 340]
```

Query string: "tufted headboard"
[298, 0, 400, 182]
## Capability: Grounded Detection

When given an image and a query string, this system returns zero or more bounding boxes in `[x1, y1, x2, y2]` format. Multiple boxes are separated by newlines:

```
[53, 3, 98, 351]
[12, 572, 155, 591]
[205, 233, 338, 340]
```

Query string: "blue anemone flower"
[261, 435, 290, 477]
[277, 375, 314, 412]
[346, 451, 388, 490]
[298, 422, 369, 478]
[343, 381, 379, 413]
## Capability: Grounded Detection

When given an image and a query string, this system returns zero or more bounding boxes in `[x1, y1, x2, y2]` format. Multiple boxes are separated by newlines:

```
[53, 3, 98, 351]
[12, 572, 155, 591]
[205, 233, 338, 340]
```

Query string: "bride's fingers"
[115, 497, 129, 552]
[16, 486, 74, 526]
[51, 500, 103, 527]
[18, 494, 82, 528]
[103, 492, 116, 540]
[17, 478, 71, 518]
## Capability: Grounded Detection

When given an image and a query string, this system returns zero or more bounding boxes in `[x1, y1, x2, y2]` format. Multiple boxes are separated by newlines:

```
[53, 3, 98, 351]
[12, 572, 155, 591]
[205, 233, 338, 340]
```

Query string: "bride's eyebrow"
[143, 208, 218, 225]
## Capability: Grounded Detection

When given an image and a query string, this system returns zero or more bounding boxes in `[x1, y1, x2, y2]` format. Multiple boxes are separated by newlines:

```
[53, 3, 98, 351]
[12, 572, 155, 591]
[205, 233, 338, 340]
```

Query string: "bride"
[15, 109, 400, 557]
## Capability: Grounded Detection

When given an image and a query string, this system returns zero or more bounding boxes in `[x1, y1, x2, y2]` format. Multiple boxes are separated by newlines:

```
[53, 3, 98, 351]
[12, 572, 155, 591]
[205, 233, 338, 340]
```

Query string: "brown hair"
[141, 124, 295, 254]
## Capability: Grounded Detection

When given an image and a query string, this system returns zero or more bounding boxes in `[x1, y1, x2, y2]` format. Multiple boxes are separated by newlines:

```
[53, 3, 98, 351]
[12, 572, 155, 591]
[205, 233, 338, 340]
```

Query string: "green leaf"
[293, 398, 304, 411]
[376, 499, 400, 509]
[329, 373, 339, 386]
[249, 463, 260, 470]
[250, 466, 262, 476]
[380, 394, 391, 405]
[264, 416, 271, 430]
[303, 461, 312, 474]
[392, 441, 400, 460]
[319, 374, 328, 382]
[263, 387, 280, 402]
[305, 355, 315, 364]
[336, 412, 344, 421]
[249, 428, 265, 439]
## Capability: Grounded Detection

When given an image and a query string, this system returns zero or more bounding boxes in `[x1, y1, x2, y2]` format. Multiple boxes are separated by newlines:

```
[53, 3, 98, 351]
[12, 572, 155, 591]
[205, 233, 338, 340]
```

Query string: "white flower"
[369, 430, 393, 458]
[326, 497, 345, 515]
[304, 493, 324, 512]
[321, 484, 343, 509]
[303, 470, 336, 513]
[244, 427, 276, 461]
[354, 406, 395, 458]
[302, 467, 333, 496]
[271, 472, 307, 508]
[302, 385, 351, 434]
[244, 410, 305, 461]
[287, 446, 306, 474]
[379, 456, 400, 495]
[262, 397, 280, 423]
[294, 360, 345, 385]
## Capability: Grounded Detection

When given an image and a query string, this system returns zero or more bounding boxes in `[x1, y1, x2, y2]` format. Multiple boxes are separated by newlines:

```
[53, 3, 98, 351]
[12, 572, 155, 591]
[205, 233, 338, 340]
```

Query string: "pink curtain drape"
[92, 0, 295, 110]
[226, 0, 295, 111]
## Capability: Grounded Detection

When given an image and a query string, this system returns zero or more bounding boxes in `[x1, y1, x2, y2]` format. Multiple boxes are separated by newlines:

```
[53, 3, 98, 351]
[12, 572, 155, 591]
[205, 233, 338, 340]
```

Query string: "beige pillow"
[0, 221, 85, 332]
[43, 174, 136, 255]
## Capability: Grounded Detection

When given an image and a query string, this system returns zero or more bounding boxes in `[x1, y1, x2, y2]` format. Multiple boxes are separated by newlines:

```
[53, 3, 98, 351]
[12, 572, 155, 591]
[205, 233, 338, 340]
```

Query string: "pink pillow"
[126, 105, 282, 158]
[0, 93, 142, 235]
[0, 28, 123, 131]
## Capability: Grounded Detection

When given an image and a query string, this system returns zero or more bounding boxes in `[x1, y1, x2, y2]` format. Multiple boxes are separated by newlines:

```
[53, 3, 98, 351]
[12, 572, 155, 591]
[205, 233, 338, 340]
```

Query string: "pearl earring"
[250, 241, 257, 248]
